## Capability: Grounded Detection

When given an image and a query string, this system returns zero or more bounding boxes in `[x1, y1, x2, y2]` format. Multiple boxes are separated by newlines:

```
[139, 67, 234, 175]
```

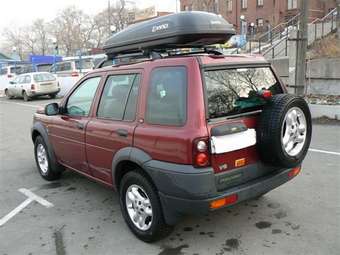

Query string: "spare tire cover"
[257, 94, 312, 168]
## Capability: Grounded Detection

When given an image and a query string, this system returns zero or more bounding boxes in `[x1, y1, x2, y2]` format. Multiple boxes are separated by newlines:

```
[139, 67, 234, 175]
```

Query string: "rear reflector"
[210, 194, 238, 209]
[288, 166, 301, 177]
[235, 158, 246, 167]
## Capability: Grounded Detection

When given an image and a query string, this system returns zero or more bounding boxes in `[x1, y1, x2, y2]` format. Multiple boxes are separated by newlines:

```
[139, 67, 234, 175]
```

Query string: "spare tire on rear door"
[257, 94, 312, 168]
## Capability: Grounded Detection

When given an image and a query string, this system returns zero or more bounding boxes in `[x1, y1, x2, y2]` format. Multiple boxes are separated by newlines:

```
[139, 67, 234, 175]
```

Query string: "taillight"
[31, 84, 36, 90]
[193, 138, 210, 167]
[71, 72, 79, 77]
[7, 74, 13, 78]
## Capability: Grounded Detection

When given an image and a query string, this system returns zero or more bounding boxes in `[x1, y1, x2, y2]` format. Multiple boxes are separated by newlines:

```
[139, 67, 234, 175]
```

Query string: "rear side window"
[75, 59, 94, 70]
[146, 67, 187, 126]
[97, 74, 140, 120]
[204, 67, 282, 119]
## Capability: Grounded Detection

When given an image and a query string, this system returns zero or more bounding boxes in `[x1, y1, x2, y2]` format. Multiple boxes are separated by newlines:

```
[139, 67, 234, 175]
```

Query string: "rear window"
[75, 59, 94, 70]
[34, 73, 56, 82]
[146, 66, 187, 126]
[10, 66, 21, 74]
[204, 67, 282, 119]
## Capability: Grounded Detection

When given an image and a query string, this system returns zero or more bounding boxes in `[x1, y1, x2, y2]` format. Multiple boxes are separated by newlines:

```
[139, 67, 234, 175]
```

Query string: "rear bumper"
[143, 160, 298, 225]
[29, 88, 60, 97]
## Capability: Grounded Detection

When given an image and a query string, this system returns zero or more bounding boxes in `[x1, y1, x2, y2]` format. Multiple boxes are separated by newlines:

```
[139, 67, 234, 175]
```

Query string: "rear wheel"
[119, 171, 173, 242]
[5, 89, 13, 99]
[49, 93, 57, 99]
[23, 91, 30, 101]
[34, 136, 63, 181]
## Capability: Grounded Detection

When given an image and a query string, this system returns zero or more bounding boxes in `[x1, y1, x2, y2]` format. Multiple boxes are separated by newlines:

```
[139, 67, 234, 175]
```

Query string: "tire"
[5, 89, 13, 99]
[257, 94, 312, 168]
[23, 91, 30, 102]
[119, 171, 173, 242]
[49, 94, 57, 99]
[34, 136, 63, 181]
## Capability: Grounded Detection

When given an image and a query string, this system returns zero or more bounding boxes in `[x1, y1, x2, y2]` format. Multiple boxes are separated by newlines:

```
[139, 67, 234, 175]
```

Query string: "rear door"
[49, 76, 102, 174]
[85, 71, 141, 184]
[203, 65, 284, 187]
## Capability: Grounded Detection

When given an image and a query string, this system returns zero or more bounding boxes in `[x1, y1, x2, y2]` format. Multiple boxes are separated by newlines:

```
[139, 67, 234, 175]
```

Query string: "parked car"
[50, 59, 94, 77]
[5, 72, 60, 101]
[0, 65, 21, 87]
[31, 12, 312, 242]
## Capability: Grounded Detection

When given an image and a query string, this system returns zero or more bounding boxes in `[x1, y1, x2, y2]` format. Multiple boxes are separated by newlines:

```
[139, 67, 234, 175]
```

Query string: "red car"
[31, 12, 312, 242]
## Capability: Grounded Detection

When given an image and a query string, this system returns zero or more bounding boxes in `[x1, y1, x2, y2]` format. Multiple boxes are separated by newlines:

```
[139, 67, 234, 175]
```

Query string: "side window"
[18, 76, 26, 84]
[146, 67, 187, 126]
[66, 77, 101, 117]
[97, 74, 140, 120]
[25, 76, 31, 83]
[0, 68, 6, 75]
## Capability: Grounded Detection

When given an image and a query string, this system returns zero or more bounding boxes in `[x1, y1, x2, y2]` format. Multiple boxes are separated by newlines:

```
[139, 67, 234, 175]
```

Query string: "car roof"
[88, 53, 269, 75]
[18, 72, 52, 76]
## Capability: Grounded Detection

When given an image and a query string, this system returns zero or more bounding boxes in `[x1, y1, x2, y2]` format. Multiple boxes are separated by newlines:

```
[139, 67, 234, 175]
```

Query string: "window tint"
[97, 74, 139, 120]
[66, 77, 101, 116]
[204, 67, 282, 119]
[146, 67, 187, 126]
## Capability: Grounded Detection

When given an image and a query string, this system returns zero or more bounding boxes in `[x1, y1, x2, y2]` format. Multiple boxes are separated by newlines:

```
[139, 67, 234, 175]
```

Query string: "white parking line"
[309, 148, 340, 156]
[0, 100, 43, 109]
[0, 188, 53, 227]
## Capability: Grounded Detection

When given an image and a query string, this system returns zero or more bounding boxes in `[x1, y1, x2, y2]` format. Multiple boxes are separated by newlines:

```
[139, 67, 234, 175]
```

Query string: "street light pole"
[294, 0, 309, 96]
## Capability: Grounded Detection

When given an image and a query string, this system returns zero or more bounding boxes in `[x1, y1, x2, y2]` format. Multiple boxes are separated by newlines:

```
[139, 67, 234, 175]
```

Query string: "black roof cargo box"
[103, 11, 235, 55]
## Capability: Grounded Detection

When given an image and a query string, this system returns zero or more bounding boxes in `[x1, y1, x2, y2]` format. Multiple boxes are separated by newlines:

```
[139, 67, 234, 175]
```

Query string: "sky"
[0, 0, 178, 31]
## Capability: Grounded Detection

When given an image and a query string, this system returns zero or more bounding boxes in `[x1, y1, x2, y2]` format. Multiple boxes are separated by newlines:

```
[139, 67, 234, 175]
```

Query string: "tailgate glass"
[204, 67, 283, 119]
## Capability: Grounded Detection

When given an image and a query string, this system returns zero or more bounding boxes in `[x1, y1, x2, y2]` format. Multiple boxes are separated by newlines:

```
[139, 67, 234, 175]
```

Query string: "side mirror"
[9, 81, 15, 84]
[45, 103, 60, 116]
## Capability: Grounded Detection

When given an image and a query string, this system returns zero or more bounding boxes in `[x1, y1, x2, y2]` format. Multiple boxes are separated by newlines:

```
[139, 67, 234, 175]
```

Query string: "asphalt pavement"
[0, 97, 339, 255]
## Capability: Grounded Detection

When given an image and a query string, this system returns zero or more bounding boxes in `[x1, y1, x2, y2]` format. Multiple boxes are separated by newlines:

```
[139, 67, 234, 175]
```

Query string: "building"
[128, 6, 173, 24]
[180, 0, 337, 33]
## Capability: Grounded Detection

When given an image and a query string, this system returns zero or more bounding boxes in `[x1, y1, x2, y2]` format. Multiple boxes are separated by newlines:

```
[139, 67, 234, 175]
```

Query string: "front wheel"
[49, 93, 57, 99]
[34, 136, 62, 181]
[119, 171, 173, 242]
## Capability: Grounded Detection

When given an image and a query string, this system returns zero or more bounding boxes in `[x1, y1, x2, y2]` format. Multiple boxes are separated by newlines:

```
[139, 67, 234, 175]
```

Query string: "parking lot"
[0, 97, 339, 255]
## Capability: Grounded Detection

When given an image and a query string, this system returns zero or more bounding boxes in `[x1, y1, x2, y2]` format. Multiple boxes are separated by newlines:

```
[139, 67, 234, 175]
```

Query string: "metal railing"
[310, 8, 337, 44]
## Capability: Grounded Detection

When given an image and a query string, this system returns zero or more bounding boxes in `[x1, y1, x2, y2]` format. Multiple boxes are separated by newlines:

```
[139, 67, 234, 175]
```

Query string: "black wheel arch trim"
[31, 122, 59, 173]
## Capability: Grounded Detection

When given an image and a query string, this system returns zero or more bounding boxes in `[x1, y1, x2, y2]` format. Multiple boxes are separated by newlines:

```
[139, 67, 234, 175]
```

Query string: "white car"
[5, 72, 60, 101]
[0, 65, 21, 95]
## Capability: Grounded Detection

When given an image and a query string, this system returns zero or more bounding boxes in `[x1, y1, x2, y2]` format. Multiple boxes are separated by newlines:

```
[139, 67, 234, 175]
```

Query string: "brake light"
[193, 138, 210, 167]
[71, 72, 79, 77]
[31, 84, 36, 90]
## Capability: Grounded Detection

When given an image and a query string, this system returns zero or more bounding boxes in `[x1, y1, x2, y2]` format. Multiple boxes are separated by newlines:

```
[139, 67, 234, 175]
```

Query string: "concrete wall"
[306, 58, 340, 95]
[309, 104, 340, 119]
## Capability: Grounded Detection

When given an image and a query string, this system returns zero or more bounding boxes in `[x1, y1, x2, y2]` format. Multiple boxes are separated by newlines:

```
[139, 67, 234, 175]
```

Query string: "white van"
[0, 66, 21, 95]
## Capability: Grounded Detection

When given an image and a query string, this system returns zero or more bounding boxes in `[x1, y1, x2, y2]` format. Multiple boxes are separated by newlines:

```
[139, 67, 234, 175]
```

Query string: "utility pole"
[108, 0, 111, 36]
[337, 0, 340, 39]
[294, 0, 309, 96]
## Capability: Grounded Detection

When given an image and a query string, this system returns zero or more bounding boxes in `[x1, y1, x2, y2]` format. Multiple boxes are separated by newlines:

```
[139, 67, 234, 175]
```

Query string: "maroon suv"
[31, 12, 312, 242]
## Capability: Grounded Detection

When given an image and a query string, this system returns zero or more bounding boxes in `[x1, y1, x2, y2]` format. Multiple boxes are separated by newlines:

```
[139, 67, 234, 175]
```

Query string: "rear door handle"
[116, 129, 128, 137]
[76, 122, 85, 130]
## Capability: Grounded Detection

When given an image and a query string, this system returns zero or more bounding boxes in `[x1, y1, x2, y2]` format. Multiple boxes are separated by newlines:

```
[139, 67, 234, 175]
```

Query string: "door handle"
[116, 129, 128, 137]
[76, 122, 85, 130]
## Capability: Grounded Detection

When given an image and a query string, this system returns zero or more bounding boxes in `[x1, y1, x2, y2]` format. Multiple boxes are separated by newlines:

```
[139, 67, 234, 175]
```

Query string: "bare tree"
[1, 27, 25, 59]
[32, 19, 50, 55]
